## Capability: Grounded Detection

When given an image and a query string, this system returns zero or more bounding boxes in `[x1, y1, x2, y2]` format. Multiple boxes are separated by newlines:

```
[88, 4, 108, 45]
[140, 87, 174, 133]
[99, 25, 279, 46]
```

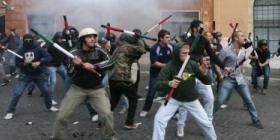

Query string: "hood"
[119, 33, 138, 44]
[172, 42, 189, 67]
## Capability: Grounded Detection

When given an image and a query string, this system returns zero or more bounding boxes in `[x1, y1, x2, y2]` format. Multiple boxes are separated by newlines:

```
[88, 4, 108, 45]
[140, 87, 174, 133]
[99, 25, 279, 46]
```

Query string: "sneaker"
[176, 128, 184, 138]
[139, 111, 148, 117]
[220, 104, 228, 109]
[52, 100, 58, 105]
[145, 85, 149, 91]
[154, 97, 164, 102]
[137, 97, 146, 101]
[11, 72, 17, 77]
[4, 113, 14, 120]
[118, 107, 127, 114]
[49, 106, 59, 112]
[124, 122, 142, 130]
[91, 115, 99, 122]
[0, 79, 10, 86]
[14, 74, 19, 79]
[253, 120, 264, 129]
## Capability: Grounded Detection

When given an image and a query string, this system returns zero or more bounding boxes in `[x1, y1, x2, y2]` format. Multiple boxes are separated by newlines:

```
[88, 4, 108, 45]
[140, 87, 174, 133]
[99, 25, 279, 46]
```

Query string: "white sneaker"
[52, 100, 57, 105]
[220, 104, 228, 109]
[154, 97, 164, 101]
[145, 85, 149, 91]
[49, 106, 59, 112]
[118, 108, 127, 114]
[177, 128, 184, 138]
[4, 113, 14, 120]
[91, 115, 99, 122]
[139, 111, 148, 117]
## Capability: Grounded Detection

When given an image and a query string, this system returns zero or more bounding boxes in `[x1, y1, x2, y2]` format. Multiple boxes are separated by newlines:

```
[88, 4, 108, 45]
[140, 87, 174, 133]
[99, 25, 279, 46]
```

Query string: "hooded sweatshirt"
[154, 43, 211, 102]
[16, 34, 52, 76]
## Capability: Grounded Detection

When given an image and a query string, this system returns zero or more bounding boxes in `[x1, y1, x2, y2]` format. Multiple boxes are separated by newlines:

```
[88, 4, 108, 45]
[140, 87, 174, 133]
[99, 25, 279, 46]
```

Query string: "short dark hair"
[190, 20, 203, 32]
[158, 29, 170, 42]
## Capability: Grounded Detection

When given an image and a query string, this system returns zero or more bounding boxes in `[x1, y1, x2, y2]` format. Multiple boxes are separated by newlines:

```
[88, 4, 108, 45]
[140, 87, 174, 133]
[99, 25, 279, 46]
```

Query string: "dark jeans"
[142, 76, 157, 111]
[109, 80, 138, 125]
[251, 64, 270, 89]
[7, 73, 52, 113]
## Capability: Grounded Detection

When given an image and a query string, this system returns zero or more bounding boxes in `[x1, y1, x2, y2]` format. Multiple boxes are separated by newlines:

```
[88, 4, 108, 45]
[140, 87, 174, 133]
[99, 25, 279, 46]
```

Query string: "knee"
[154, 113, 166, 126]
[56, 114, 67, 125]
[203, 94, 214, 104]
[99, 107, 113, 118]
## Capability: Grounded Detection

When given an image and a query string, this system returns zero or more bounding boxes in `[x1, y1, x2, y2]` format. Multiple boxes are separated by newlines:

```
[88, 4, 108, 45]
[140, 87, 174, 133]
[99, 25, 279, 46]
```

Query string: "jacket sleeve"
[202, 37, 225, 69]
[191, 61, 212, 85]
[94, 48, 114, 71]
[38, 47, 52, 65]
[154, 62, 174, 93]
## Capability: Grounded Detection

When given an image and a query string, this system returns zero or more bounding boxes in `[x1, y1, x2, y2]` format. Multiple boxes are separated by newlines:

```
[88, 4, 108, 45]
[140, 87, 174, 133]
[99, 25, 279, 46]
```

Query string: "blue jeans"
[7, 73, 52, 113]
[142, 75, 157, 111]
[48, 65, 70, 98]
[119, 95, 129, 109]
[213, 76, 259, 122]
[251, 64, 270, 89]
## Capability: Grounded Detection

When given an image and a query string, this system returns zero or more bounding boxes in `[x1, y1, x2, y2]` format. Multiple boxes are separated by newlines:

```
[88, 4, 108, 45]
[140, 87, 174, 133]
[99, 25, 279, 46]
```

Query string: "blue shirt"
[219, 45, 246, 78]
[150, 43, 173, 77]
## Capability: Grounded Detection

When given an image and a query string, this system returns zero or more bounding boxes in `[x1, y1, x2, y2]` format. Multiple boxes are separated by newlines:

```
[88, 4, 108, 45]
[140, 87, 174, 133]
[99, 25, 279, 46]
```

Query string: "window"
[28, 15, 55, 37]
[254, 0, 280, 52]
[161, 11, 199, 37]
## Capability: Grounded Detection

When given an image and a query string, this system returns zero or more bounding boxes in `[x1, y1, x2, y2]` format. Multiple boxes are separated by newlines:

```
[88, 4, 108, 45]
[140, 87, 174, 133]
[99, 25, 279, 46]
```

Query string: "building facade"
[1, 0, 280, 52]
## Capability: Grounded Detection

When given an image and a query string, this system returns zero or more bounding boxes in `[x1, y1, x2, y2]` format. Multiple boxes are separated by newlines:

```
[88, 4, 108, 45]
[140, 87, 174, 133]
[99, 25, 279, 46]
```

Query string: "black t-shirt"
[256, 48, 270, 63]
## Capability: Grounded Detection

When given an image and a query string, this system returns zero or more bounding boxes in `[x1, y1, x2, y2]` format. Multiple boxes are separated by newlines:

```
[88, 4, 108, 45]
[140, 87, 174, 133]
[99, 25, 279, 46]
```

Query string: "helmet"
[53, 31, 64, 40]
[63, 26, 79, 39]
[258, 39, 268, 48]
[78, 27, 98, 39]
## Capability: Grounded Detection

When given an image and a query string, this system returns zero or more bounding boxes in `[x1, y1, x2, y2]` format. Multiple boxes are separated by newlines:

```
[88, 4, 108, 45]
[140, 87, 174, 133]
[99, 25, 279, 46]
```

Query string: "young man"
[47, 31, 71, 104]
[152, 43, 216, 140]
[1, 28, 21, 77]
[213, 31, 264, 129]
[0, 44, 10, 86]
[109, 31, 146, 129]
[4, 33, 58, 120]
[250, 39, 270, 94]
[51, 27, 116, 140]
[176, 20, 230, 137]
[139, 29, 173, 117]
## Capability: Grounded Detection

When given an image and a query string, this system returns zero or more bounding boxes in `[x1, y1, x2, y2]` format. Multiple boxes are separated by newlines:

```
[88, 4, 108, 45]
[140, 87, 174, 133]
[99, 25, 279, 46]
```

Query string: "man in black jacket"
[51, 27, 116, 140]
[47, 32, 71, 105]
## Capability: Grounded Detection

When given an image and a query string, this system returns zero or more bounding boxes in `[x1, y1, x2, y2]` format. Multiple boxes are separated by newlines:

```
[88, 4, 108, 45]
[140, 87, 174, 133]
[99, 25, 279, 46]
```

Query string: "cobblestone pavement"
[0, 67, 279, 140]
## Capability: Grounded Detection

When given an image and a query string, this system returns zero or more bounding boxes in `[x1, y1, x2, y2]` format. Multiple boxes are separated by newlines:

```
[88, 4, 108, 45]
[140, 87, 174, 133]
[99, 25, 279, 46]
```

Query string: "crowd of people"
[0, 19, 279, 140]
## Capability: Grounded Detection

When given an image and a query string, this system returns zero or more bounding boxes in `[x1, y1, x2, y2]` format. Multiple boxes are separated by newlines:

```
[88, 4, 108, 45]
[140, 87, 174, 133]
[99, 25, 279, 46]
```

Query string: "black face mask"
[23, 39, 33, 48]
